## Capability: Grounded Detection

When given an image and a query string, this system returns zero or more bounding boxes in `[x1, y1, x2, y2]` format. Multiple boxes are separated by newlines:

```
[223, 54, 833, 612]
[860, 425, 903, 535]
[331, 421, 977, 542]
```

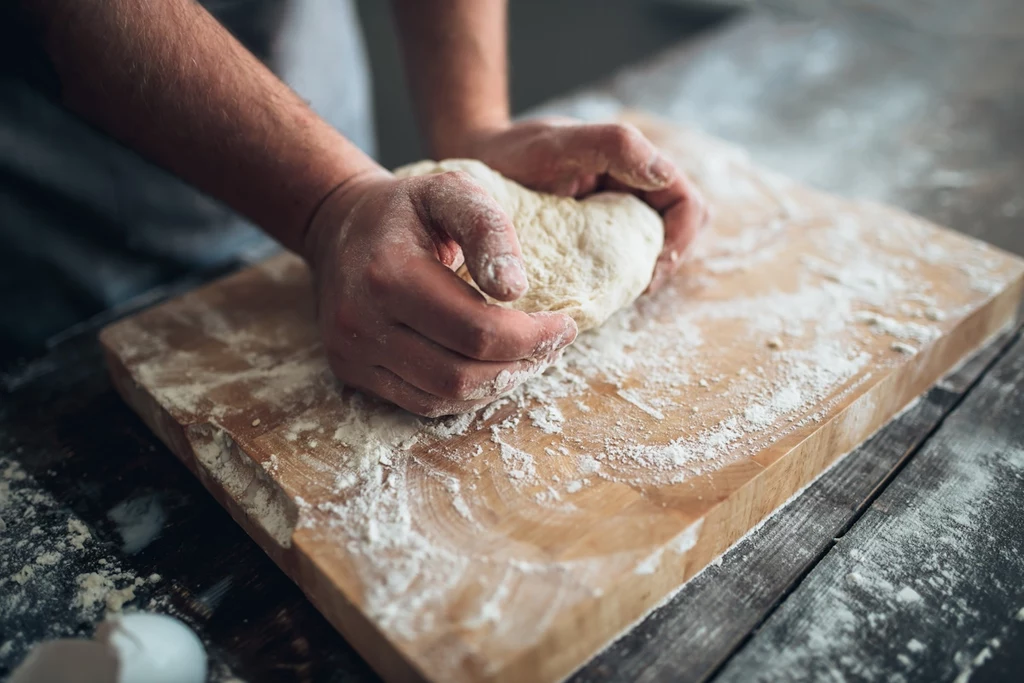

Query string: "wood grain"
[99, 116, 1024, 683]
[571, 323, 1021, 683]
[713, 331, 1024, 683]
[553, 10, 1024, 682]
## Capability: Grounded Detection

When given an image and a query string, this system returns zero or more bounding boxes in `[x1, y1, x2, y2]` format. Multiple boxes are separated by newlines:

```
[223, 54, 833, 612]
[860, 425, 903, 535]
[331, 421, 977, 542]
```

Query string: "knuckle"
[442, 366, 481, 401]
[363, 254, 393, 297]
[468, 209, 505, 240]
[433, 170, 475, 193]
[604, 123, 640, 155]
[328, 303, 359, 341]
[465, 318, 498, 358]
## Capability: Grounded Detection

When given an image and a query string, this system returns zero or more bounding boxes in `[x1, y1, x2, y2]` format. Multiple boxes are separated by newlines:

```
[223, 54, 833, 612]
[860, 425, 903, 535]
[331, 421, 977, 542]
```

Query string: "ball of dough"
[394, 159, 664, 331]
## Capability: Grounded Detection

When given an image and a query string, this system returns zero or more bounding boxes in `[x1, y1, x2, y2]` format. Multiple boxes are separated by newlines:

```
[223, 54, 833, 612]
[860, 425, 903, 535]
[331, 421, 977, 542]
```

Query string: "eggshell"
[95, 613, 207, 683]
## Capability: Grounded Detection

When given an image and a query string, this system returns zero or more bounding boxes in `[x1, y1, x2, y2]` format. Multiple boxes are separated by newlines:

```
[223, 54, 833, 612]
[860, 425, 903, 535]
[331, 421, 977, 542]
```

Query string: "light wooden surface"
[573, 322, 1023, 683]
[99, 115, 1024, 683]
[716, 330, 1024, 683]
[562, 8, 1024, 680]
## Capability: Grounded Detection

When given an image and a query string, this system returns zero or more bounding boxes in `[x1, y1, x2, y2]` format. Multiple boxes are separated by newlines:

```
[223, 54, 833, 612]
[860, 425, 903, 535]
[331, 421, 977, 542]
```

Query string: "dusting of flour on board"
[103, 120, 1024, 680]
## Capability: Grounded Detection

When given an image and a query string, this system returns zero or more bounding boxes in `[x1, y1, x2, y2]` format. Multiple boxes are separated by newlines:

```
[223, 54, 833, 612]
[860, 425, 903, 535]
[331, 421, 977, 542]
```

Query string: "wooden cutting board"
[100, 113, 1024, 683]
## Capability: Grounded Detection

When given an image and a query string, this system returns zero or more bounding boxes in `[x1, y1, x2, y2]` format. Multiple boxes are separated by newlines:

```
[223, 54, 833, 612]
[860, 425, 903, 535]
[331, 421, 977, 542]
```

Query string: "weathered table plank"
[4, 3, 1024, 681]
[564, 5, 1024, 680]
[572, 323, 1021, 683]
[713, 331, 1024, 683]
[0, 334, 375, 681]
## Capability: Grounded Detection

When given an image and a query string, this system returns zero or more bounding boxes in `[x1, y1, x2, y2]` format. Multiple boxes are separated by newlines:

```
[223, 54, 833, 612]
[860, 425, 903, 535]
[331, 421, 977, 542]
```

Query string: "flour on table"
[107, 121, 1023, 678]
[0, 457, 169, 670]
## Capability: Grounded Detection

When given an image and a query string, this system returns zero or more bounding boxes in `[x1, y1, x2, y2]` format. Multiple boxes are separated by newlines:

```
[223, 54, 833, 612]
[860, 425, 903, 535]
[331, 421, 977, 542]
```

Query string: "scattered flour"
[0, 456, 169, 670]
[104, 114, 1020, 678]
[528, 404, 566, 434]
[895, 586, 923, 604]
[107, 494, 166, 554]
[74, 571, 146, 614]
[854, 311, 941, 344]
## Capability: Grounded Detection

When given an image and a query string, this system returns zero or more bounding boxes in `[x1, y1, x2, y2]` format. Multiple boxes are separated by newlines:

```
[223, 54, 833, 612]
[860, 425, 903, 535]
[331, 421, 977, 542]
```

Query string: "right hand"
[303, 168, 578, 418]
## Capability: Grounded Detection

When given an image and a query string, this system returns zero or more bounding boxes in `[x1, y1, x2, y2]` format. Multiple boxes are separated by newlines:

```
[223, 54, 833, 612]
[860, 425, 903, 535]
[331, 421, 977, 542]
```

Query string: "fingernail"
[529, 313, 578, 356]
[647, 154, 674, 186]
[669, 249, 680, 263]
[557, 317, 579, 348]
[491, 254, 528, 296]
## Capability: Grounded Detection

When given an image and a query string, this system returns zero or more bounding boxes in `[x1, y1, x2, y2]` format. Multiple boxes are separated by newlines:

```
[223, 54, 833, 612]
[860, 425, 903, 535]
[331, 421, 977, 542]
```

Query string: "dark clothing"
[0, 0, 374, 353]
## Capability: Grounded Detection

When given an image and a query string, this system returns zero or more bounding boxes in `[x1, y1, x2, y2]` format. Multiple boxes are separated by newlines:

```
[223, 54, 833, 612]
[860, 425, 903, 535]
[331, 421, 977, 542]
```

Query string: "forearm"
[392, 0, 510, 158]
[19, 0, 381, 254]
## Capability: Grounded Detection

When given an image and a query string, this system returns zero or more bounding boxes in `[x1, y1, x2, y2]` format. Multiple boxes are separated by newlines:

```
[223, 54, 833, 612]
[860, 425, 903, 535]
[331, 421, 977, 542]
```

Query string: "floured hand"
[303, 169, 578, 418]
[443, 117, 711, 291]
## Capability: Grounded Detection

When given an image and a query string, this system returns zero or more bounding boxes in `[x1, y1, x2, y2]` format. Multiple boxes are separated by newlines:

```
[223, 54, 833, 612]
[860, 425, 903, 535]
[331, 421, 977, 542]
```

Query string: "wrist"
[430, 112, 510, 160]
[302, 165, 391, 270]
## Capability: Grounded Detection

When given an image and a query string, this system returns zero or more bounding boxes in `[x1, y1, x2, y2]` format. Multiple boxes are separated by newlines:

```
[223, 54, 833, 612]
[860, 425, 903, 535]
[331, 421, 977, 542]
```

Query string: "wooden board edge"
[486, 271, 1024, 683]
[97, 335, 433, 683]
[95, 266, 1024, 683]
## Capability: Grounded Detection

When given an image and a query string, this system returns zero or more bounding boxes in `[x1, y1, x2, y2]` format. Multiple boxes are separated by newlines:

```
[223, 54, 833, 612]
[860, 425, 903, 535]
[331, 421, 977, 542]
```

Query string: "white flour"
[274, 182, 1009, 665]
[108, 121, 1021, 678]
[0, 456, 169, 667]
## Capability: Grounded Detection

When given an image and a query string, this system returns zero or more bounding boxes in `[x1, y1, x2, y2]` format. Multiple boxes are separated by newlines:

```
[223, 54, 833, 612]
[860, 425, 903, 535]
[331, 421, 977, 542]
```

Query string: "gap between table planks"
[99, 114, 1024, 683]
[571, 322, 1021, 683]
[714, 329, 1024, 683]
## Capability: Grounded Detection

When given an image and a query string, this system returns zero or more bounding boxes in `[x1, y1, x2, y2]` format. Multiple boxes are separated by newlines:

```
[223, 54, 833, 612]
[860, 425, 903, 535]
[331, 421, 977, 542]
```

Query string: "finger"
[330, 358, 487, 418]
[549, 173, 601, 198]
[602, 173, 708, 292]
[658, 174, 709, 260]
[421, 171, 528, 302]
[374, 325, 555, 401]
[558, 123, 679, 192]
[376, 254, 578, 362]
[646, 198, 701, 293]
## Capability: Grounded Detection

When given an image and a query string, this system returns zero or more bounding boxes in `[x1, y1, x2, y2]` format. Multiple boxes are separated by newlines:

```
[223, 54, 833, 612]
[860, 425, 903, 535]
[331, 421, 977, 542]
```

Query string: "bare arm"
[16, 0, 573, 416]
[392, 0, 510, 158]
[18, 0, 381, 254]
[391, 0, 710, 291]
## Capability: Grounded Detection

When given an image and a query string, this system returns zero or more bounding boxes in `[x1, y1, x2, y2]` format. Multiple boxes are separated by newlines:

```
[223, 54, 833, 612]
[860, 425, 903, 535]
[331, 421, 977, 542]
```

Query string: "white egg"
[8, 613, 206, 683]
[96, 613, 207, 683]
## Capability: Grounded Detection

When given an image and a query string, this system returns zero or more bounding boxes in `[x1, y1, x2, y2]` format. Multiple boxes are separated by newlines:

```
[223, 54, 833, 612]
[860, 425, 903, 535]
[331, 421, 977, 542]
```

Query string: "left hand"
[445, 117, 711, 291]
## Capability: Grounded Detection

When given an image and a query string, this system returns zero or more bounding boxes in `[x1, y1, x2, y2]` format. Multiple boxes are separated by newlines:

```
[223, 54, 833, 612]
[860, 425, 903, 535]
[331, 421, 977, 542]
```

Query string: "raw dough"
[394, 159, 664, 331]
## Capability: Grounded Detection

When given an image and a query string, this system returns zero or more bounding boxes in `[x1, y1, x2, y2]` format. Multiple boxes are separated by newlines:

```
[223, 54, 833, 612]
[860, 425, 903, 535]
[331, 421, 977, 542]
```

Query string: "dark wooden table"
[3, 4, 1023, 682]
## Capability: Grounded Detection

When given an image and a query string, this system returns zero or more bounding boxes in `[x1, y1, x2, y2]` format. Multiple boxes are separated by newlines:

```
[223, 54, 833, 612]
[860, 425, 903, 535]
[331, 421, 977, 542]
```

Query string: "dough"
[394, 159, 664, 331]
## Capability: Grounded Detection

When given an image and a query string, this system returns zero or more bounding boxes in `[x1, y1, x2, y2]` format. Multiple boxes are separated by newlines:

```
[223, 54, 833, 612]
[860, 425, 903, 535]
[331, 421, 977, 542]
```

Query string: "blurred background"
[357, 0, 735, 168]
[357, 0, 1024, 168]
[2, 0, 1021, 361]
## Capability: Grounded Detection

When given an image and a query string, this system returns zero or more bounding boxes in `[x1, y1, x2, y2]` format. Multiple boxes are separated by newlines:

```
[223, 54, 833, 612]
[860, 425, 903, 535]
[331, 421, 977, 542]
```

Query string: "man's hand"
[446, 118, 711, 291]
[393, 1, 707, 289]
[304, 170, 578, 418]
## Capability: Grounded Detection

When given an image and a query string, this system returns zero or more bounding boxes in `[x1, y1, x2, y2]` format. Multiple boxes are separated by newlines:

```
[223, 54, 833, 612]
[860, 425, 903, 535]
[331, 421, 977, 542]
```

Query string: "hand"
[446, 117, 711, 291]
[304, 169, 579, 418]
